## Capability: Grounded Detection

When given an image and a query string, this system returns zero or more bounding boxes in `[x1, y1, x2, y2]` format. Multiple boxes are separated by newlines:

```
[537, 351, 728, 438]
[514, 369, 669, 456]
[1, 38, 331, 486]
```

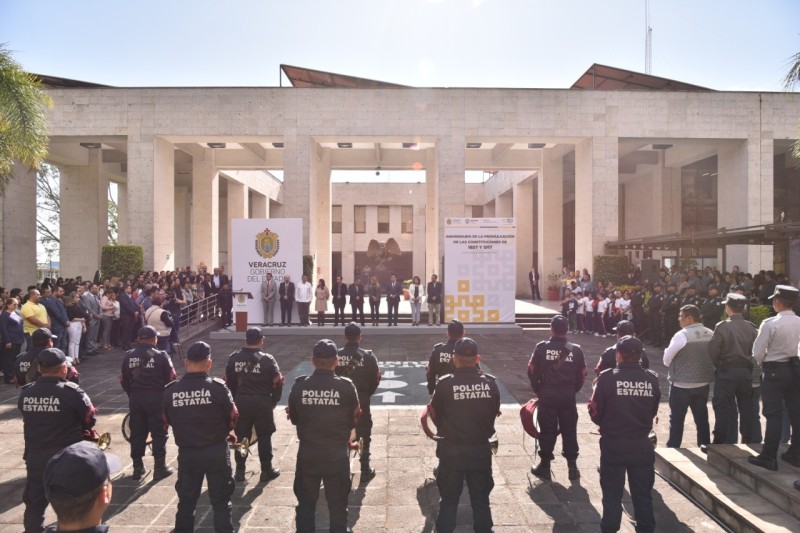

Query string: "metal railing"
[177, 295, 219, 342]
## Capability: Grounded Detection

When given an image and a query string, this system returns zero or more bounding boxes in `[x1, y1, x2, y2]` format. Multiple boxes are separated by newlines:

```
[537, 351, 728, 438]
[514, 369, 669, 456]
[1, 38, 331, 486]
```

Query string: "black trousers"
[435, 441, 494, 533]
[536, 396, 579, 461]
[531, 283, 541, 300]
[712, 367, 753, 444]
[599, 437, 655, 533]
[129, 392, 170, 459]
[280, 299, 293, 325]
[356, 399, 372, 468]
[647, 312, 661, 344]
[234, 398, 275, 469]
[174, 444, 234, 533]
[351, 302, 364, 324]
[23, 450, 55, 533]
[333, 303, 346, 325]
[294, 446, 350, 533]
[761, 362, 800, 459]
[1, 343, 21, 383]
[387, 298, 399, 325]
[220, 307, 232, 327]
[120, 313, 136, 349]
[368, 300, 380, 323]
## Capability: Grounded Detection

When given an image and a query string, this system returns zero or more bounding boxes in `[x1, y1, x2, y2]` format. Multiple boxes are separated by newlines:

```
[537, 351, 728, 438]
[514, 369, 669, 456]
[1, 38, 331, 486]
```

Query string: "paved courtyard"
[0, 327, 725, 532]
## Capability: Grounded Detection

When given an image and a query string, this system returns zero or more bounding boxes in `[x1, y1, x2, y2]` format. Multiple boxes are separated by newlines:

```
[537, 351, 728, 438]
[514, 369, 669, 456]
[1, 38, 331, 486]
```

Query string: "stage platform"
[209, 322, 522, 340]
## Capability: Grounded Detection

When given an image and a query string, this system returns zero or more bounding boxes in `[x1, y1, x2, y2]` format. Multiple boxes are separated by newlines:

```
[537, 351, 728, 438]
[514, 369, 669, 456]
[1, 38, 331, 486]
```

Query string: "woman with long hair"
[0, 298, 24, 382]
[314, 279, 330, 326]
[368, 276, 381, 326]
[409, 276, 425, 326]
[65, 292, 87, 364]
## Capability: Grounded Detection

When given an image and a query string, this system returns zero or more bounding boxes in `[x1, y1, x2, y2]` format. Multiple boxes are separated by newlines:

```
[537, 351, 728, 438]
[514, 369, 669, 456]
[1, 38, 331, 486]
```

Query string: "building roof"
[605, 222, 800, 251]
[32, 73, 109, 89]
[280, 64, 407, 89]
[570, 63, 712, 91]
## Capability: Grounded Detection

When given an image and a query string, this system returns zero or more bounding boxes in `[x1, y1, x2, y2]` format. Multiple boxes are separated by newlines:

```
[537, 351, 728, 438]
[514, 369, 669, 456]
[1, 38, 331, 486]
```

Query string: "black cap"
[615, 335, 644, 357]
[312, 339, 338, 359]
[453, 337, 478, 358]
[137, 326, 157, 340]
[31, 328, 57, 346]
[43, 442, 122, 500]
[245, 327, 264, 345]
[186, 341, 212, 361]
[344, 322, 361, 338]
[722, 292, 747, 309]
[613, 320, 635, 337]
[769, 285, 799, 301]
[551, 314, 569, 334]
[447, 319, 464, 337]
[37, 347, 67, 368]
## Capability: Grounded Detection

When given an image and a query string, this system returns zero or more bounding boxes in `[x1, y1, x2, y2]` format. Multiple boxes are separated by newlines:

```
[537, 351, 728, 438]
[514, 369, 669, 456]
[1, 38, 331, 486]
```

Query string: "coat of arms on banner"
[255, 228, 280, 259]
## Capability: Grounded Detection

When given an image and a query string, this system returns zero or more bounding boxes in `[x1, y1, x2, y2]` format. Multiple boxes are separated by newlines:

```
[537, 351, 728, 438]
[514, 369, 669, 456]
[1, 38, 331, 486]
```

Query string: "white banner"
[444, 218, 516, 323]
[231, 218, 303, 324]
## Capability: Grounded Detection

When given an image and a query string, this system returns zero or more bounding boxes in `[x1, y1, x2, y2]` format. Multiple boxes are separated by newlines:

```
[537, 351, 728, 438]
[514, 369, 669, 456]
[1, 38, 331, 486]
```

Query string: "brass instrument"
[489, 433, 499, 455]
[231, 437, 251, 459]
[97, 432, 112, 451]
[348, 428, 364, 458]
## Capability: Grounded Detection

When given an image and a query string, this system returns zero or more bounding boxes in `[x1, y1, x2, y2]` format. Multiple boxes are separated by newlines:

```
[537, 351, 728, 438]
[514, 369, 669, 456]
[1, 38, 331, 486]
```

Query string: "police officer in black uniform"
[707, 292, 757, 445]
[287, 339, 360, 533]
[594, 320, 650, 376]
[163, 341, 238, 533]
[527, 315, 587, 480]
[18, 347, 97, 533]
[224, 327, 284, 483]
[588, 336, 660, 533]
[426, 320, 465, 396]
[335, 323, 381, 482]
[701, 284, 725, 331]
[15, 328, 80, 386]
[645, 284, 664, 347]
[630, 283, 646, 336]
[120, 326, 176, 481]
[660, 283, 680, 347]
[428, 337, 500, 533]
[680, 285, 703, 309]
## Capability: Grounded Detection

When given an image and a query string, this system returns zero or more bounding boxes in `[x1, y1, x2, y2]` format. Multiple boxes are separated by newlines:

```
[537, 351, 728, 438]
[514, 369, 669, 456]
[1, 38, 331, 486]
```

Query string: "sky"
[2, 0, 799, 91]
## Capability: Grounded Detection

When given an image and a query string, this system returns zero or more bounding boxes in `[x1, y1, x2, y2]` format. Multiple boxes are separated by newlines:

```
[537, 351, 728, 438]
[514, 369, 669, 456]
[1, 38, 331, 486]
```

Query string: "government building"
[2, 63, 799, 293]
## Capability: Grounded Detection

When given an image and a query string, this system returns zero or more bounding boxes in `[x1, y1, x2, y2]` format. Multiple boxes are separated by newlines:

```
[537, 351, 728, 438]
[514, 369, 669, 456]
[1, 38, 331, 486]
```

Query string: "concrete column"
[190, 148, 218, 270]
[251, 191, 269, 218]
[428, 135, 466, 277]
[309, 146, 331, 283]
[719, 138, 773, 271]
[282, 134, 312, 252]
[226, 180, 249, 272]
[60, 148, 108, 279]
[575, 137, 619, 271]
[341, 202, 355, 281]
[174, 186, 190, 268]
[538, 150, 564, 287]
[0, 161, 37, 289]
[425, 148, 439, 277]
[495, 192, 513, 217]
[218, 201, 228, 270]
[412, 205, 426, 280]
[514, 179, 534, 297]
[116, 183, 128, 244]
[127, 135, 174, 271]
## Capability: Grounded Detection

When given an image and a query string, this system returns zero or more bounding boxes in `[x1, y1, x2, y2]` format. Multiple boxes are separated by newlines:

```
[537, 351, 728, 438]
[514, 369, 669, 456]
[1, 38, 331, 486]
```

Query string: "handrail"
[178, 294, 218, 342]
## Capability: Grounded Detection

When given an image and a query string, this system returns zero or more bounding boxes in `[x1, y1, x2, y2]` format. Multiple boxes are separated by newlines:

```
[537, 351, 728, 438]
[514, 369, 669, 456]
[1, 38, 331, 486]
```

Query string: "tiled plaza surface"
[0, 324, 726, 532]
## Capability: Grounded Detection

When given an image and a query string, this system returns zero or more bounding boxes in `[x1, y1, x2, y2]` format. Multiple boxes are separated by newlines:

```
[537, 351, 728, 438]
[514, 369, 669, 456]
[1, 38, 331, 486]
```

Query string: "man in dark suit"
[385, 274, 402, 327]
[118, 284, 140, 350]
[529, 267, 541, 301]
[332, 276, 349, 326]
[427, 274, 443, 326]
[349, 278, 366, 326]
[211, 268, 229, 294]
[279, 275, 295, 326]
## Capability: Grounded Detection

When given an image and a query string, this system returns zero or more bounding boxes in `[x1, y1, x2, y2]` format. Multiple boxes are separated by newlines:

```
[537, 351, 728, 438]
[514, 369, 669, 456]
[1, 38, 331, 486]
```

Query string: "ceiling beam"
[374, 143, 382, 165]
[491, 143, 513, 163]
[240, 143, 268, 162]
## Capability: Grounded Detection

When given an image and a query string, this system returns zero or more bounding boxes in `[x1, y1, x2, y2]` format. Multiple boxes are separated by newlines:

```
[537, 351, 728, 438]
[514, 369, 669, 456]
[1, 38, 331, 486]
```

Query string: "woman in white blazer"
[408, 275, 426, 326]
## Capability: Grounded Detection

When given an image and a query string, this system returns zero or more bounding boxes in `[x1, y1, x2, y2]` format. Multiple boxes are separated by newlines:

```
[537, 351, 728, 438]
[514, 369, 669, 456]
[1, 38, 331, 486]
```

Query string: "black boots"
[131, 458, 146, 481]
[259, 464, 281, 483]
[567, 460, 580, 481]
[235, 463, 246, 482]
[531, 460, 551, 480]
[154, 456, 174, 480]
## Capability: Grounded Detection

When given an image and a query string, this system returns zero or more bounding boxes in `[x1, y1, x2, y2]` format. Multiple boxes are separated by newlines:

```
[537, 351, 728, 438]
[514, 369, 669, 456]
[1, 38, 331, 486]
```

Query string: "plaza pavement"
[0, 324, 725, 532]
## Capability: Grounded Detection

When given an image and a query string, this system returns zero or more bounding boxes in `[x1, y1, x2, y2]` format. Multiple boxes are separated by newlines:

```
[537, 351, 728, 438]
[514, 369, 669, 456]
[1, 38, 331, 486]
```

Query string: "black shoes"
[700, 445, 709, 454]
[780, 451, 800, 468]
[131, 459, 146, 481]
[531, 462, 552, 480]
[567, 462, 580, 480]
[748, 455, 778, 471]
[360, 468, 376, 483]
[259, 466, 281, 483]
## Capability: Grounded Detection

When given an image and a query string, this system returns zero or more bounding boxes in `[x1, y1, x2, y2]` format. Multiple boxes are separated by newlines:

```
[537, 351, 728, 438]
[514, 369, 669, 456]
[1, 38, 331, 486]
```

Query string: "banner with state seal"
[443, 218, 516, 323]
[231, 218, 303, 324]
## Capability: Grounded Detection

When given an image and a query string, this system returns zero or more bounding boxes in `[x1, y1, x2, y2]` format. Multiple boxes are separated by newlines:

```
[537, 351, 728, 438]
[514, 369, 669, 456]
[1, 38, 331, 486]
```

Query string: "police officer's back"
[18, 347, 97, 533]
[527, 315, 587, 480]
[224, 327, 284, 483]
[701, 285, 725, 330]
[588, 336, 660, 533]
[335, 323, 381, 481]
[16, 328, 80, 387]
[428, 337, 500, 533]
[288, 339, 360, 533]
[646, 285, 664, 346]
[426, 320, 465, 395]
[120, 326, 176, 481]
[162, 342, 238, 533]
[594, 320, 650, 375]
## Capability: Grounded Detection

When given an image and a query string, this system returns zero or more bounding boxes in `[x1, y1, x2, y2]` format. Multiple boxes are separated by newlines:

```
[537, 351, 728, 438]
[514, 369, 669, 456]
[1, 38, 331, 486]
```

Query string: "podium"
[232, 290, 253, 332]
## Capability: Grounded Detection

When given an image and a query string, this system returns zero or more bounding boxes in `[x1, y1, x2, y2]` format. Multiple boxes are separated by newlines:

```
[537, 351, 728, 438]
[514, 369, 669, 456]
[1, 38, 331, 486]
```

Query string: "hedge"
[303, 255, 314, 284]
[593, 255, 629, 286]
[101, 245, 143, 280]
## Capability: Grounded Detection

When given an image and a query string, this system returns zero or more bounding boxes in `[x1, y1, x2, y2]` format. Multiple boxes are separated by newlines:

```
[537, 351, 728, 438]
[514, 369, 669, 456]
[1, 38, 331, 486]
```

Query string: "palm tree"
[0, 44, 51, 195]
[784, 51, 800, 91]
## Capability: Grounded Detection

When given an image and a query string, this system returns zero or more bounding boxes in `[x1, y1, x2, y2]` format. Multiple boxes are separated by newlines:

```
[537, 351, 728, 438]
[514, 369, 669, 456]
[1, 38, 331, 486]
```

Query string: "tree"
[785, 51, 800, 162]
[36, 163, 60, 260]
[0, 44, 52, 195]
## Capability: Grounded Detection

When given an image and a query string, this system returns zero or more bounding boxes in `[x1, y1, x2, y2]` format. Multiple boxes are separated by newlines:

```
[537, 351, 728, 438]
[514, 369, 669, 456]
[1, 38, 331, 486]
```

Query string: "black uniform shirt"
[224, 347, 283, 405]
[680, 295, 703, 308]
[162, 372, 238, 448]
[588, 363, 660, 439]
[335, 342, 380, 401]
[287, 369, 359, 448]
[18, 376, 97, 454]
[701, 296, 725, 329]
[595, 344, 650, 375]
[707, 315, 758, 369]
[647, 292, 664, 313]
[15, 346, 80, 386]
[120, 344, 176, 395]
[429, 367, 500, 444]
[661, 292, 679, 315]
[630, 291, 645, 309]
[527, 337, 587, 401]
[426, 339, 457, 394]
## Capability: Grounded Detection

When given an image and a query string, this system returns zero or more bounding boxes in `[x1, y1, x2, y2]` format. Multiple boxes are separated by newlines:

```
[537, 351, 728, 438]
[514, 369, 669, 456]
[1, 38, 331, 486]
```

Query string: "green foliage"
[101, 245, 143, 280]
[748, 305, 772, 328]
[0, 45, 52, 195]
[593, 255, 629, 285]
[303, 255, 314, 284]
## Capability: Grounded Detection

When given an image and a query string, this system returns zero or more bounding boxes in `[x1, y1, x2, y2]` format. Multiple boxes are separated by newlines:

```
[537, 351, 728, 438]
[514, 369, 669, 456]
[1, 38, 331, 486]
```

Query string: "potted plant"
[546, 273, 561, 301]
